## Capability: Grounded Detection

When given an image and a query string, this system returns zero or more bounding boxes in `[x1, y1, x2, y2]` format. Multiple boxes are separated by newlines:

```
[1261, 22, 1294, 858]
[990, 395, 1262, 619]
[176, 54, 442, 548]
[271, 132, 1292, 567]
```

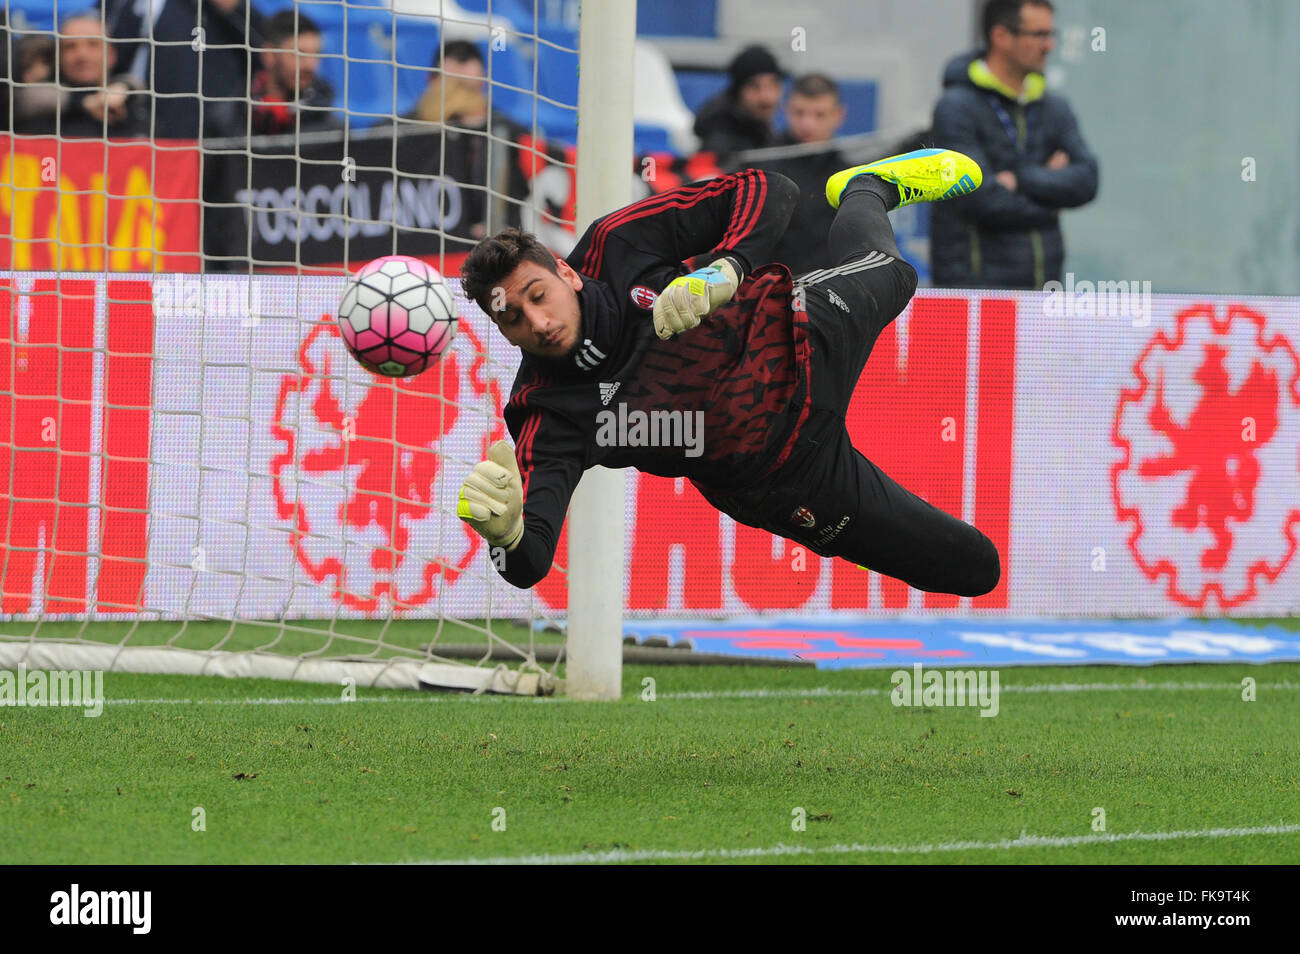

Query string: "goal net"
[0, 0, 628, 696]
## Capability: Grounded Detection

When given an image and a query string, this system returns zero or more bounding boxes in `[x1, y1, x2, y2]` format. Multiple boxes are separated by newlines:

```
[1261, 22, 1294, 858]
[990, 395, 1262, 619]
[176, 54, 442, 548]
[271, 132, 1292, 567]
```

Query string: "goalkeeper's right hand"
[457, 440, 524, 551]
[653, 258, 741, 340]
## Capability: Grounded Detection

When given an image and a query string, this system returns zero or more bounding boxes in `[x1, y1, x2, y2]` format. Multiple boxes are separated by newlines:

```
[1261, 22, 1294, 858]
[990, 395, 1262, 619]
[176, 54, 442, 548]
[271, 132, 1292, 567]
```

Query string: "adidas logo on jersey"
[826, 289, 851, 314]
[599, 381, 621, 405]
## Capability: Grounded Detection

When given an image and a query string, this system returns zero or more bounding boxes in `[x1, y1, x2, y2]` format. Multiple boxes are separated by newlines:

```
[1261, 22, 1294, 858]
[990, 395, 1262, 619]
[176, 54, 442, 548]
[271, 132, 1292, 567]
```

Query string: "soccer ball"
[337, 255, 458, 377]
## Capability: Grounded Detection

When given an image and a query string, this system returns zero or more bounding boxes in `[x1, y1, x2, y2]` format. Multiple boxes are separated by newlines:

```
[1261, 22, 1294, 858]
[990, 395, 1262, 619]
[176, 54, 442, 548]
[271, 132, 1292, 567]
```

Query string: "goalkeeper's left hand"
[653, 258, 741, 340]
[457, 440, 524, 552]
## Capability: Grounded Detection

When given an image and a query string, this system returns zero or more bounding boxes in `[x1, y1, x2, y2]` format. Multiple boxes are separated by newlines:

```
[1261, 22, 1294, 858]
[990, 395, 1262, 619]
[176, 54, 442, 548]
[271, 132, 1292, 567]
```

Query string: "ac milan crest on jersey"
[790, 506, 817, 528]
[630, 286, 658, 310]
[1112, 303, 1300, 610]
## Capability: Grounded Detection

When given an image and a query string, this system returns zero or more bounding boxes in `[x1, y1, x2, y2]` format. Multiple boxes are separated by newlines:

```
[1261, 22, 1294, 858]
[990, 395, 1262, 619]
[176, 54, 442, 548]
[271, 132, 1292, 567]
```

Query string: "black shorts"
[700, 253, 1001, 598]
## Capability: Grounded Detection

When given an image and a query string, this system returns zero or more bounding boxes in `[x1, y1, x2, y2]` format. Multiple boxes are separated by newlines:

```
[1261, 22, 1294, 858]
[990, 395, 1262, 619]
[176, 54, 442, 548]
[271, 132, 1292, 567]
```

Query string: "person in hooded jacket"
[691, 44, 785, 168]
[929, 0, 1098, 289]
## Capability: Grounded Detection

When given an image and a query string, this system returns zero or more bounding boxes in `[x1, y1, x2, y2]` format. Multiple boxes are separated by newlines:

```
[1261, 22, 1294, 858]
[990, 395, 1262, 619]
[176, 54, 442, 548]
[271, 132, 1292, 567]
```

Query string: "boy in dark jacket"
[756, 73, 851, 276]
[930, 0, 1098, 288]
[691, 45, 784, 167]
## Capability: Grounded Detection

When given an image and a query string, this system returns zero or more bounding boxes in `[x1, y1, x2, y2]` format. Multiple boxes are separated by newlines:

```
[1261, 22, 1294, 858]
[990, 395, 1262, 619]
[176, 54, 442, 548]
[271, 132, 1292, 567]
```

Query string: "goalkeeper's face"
[489, 258, 584, 359]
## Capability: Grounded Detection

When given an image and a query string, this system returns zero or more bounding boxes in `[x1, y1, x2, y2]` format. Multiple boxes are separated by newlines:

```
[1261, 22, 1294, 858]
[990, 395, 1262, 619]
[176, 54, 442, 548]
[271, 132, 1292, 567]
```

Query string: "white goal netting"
[0, 0, 600, 693]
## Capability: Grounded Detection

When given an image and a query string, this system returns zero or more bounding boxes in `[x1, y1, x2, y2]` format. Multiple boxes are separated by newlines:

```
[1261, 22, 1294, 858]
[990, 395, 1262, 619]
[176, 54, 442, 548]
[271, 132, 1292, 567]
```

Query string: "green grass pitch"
[3, 658, 1298, 864]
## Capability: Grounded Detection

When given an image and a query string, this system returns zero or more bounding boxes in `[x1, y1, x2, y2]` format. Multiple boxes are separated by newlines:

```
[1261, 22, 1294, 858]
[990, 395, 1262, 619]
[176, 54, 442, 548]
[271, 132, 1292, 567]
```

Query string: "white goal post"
[565, 0, 635, 701]
[0, 0, 633, 698]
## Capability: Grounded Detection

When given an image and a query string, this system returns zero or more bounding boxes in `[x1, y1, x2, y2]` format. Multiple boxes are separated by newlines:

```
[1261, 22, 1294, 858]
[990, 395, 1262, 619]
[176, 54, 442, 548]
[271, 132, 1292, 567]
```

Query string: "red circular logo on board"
[630, 286, 658, 310]
[1111, 303, 1300, 610]
[270, 319, 504, 611]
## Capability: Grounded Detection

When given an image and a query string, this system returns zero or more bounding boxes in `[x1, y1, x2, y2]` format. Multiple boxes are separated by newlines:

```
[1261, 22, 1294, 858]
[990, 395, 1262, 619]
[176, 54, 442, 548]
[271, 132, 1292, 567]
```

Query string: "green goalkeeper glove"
[457, 440, 524, 551]
[653, 258, 742, 340]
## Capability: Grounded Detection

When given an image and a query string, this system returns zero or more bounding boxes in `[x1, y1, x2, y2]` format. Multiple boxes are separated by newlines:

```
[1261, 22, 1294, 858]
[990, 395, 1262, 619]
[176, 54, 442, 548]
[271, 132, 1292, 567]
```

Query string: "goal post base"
[0, 642, 554, 696]
[417, 662, 558, 696]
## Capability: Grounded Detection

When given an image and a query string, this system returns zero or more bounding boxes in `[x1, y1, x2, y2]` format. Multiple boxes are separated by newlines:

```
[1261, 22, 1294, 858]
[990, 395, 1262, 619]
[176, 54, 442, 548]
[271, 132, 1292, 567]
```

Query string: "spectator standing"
[692, 44, 784, 167]
[929, 0, 1098, 288]
[107, 0, 265, 139]
[13, 13, 149, 138]
[250, 9, 339, 134]
[756, 73, 849, 275]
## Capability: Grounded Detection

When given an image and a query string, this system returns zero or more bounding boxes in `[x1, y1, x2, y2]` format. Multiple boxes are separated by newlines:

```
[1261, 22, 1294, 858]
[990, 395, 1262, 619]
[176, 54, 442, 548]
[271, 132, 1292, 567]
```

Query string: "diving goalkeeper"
[457, 148, 1000, 597]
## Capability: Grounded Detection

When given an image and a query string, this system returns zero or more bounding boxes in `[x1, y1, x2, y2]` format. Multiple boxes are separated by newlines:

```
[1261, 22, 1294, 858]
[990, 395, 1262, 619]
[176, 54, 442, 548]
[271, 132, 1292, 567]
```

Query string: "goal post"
[0, 0, 632, 698]
[565, 0, 636, 701]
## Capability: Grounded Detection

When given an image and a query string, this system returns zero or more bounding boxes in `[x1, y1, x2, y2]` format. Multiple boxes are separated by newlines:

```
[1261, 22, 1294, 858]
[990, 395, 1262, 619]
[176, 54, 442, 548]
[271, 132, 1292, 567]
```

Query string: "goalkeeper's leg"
[793, 178, 918, 418]
[716, 422, 1000, 598]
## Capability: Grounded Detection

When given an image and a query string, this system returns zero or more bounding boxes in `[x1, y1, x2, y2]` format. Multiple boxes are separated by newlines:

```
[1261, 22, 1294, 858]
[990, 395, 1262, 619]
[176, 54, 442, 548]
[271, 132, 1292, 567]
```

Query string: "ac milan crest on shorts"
[790, 506, 816, 528]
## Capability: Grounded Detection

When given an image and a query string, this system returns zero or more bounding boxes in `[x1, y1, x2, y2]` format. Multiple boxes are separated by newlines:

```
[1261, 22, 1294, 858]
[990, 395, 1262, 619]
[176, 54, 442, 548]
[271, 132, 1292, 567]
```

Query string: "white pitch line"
[660, 681, 1300, 701]
[409, 823, 1300, 866]
[74, 680, 1300, 707]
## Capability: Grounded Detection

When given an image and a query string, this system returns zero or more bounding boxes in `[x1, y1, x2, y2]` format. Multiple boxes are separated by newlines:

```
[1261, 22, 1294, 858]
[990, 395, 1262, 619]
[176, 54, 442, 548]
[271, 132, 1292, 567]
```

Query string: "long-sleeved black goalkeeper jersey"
[498, 168, 811, 588]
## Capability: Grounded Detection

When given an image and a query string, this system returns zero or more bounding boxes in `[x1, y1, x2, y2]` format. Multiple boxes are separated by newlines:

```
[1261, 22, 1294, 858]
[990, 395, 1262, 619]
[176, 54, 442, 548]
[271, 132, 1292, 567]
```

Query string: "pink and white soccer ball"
[337, 255, 457, 377]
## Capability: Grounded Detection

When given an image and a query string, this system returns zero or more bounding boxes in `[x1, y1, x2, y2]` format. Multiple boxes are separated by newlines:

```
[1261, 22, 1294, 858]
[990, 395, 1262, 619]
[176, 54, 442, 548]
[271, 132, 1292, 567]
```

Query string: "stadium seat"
[634, 41, 699, 156]
[313, 7, 444, 124]
[3, 0, 55, 32]
[674, 70, 730, 116]
[636, 0, 720, 37]
[449, 0, 576, 34]
[441, 1, 698, 154]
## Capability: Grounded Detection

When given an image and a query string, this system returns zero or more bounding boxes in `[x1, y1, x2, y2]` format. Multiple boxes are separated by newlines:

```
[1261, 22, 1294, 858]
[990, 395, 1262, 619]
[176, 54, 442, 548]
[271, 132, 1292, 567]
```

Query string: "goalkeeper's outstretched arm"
[459, 394, 585, 589]
[567, 167, 800, 302]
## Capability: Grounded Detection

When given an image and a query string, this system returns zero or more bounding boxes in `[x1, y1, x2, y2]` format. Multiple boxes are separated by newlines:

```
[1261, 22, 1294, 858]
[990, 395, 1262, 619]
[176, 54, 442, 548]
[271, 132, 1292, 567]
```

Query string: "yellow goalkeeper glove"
[456, 440, 524, 551]
[653, 258, 741, 340]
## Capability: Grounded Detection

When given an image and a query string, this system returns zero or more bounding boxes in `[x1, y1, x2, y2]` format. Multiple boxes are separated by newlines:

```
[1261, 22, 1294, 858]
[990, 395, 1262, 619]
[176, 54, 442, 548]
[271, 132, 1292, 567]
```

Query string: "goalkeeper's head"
[461, 228, 584, 360]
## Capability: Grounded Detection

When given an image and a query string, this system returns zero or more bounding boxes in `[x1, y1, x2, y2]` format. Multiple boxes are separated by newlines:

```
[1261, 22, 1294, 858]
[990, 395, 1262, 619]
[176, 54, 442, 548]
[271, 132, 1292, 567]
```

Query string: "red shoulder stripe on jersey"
[580, 177, 733, 277]
[719, 169, 766, 252]
[506, 379, 539, 413]
[507, 377, 546, 500]
[596, 168, 770, 276]
[715, 170, 751, 251]
[517, 410, 543, 501]
[580, 173, 739, 278]
[582, 187, 744, 282]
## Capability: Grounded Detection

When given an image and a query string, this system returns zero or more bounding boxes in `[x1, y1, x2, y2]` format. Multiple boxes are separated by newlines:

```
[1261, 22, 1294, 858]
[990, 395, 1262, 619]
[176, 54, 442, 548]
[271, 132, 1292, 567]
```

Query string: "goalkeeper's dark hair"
[982, 0, 1053, 48]
[461, 228, 559, 317]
